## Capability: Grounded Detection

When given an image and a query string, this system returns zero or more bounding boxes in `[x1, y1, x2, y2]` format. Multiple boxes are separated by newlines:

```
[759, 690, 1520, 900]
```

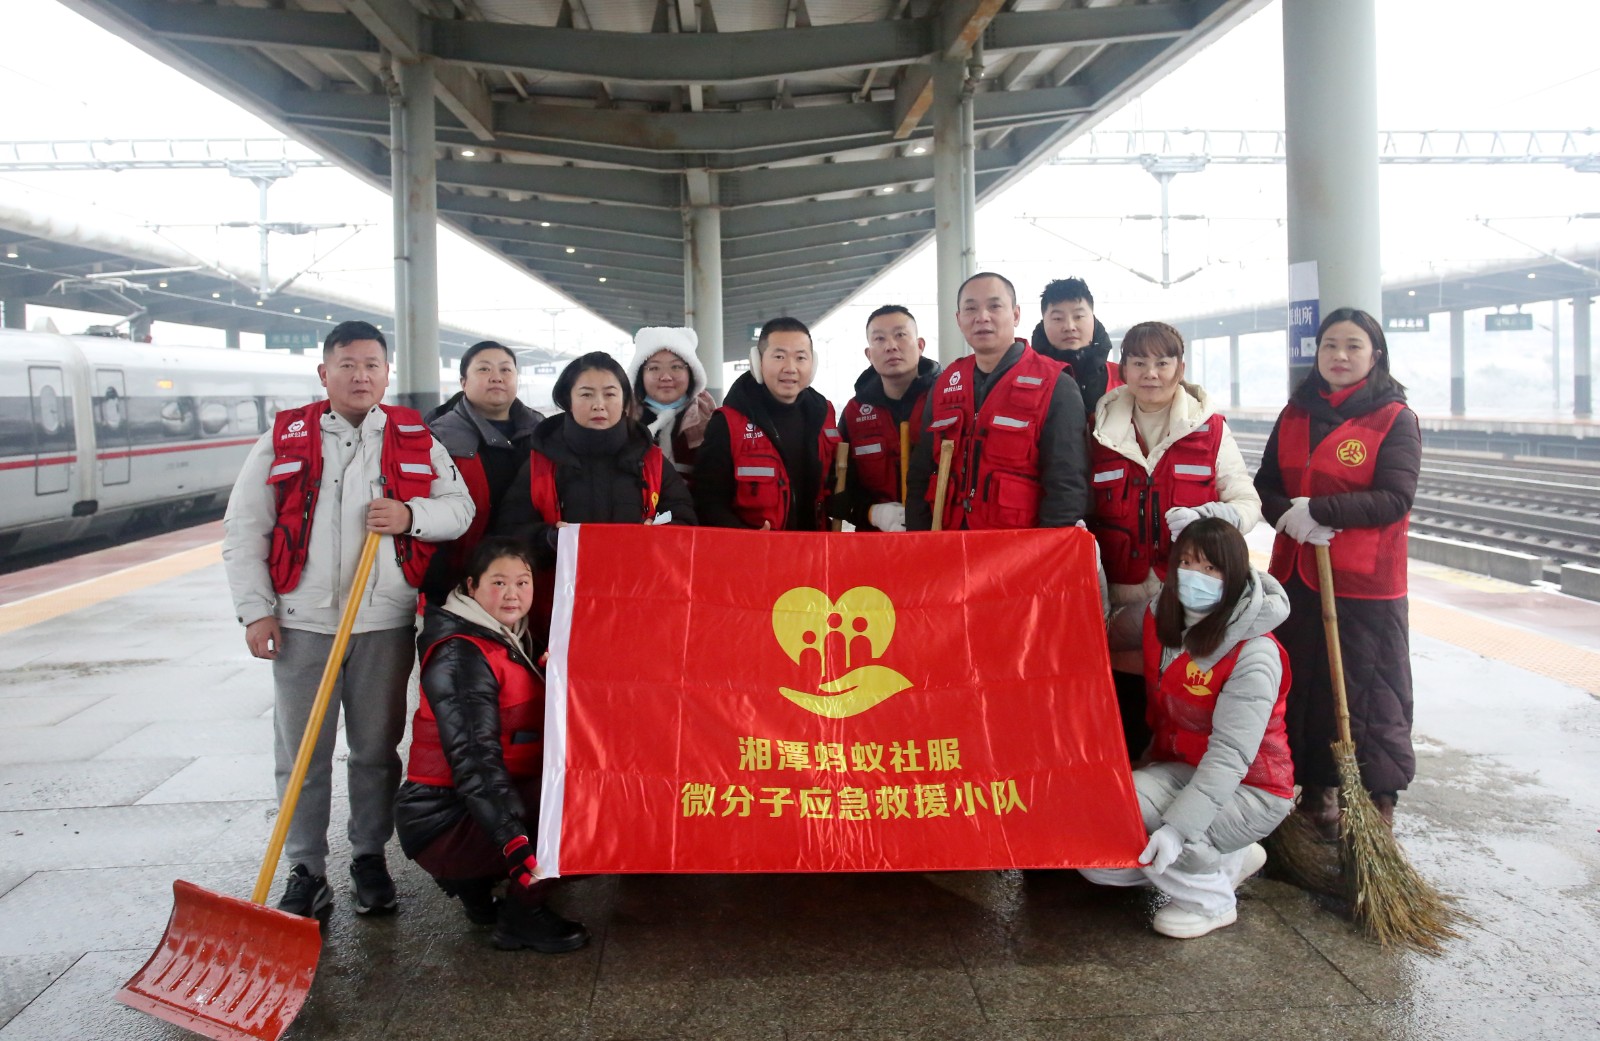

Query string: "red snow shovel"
[116, 530, 383, 1041]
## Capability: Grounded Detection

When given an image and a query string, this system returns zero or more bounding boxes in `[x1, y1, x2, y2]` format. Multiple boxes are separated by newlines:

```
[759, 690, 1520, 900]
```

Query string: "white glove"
[1138, 824, 1185, 875]
[1192, 501, 1242, 529]
[1164, 506, 1200, 540]
[868, 502, 907, 533]
[1275, 496, 1336, 545]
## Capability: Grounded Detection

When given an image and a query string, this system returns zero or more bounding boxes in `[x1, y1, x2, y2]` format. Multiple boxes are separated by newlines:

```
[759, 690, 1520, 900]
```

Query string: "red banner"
[536, 525, 1144, 875]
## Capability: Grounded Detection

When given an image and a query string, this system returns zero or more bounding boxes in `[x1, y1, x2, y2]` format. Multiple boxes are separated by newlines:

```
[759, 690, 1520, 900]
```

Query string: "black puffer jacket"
[394, 601, 541, 858]
[839, 357, 942, 529]
[1032, 317, 1116, 418]
[493, 413, 697, 563]
[694, 371, 837, 531]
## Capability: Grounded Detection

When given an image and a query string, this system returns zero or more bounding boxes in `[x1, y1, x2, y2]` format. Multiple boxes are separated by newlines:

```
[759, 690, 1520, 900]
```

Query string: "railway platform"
[1, 526, 1598, 1041]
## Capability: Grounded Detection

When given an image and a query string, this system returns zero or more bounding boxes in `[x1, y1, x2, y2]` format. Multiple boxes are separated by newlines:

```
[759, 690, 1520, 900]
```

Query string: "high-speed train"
[0, 329, 559, 559]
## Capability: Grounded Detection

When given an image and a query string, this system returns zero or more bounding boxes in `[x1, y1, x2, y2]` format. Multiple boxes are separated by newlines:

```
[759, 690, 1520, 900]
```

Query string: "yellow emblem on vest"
[1182, 659, 1216, 698]
[772, 586, 913, 718]
[1336, 438, 1367, 467]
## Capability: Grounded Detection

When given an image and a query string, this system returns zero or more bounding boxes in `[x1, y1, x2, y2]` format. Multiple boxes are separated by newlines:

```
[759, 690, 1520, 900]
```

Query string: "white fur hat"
[629, 326, 707, 398]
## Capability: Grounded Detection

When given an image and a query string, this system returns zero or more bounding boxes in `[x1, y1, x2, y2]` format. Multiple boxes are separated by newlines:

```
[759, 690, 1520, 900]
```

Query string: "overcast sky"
[1, 0, 1596, 411]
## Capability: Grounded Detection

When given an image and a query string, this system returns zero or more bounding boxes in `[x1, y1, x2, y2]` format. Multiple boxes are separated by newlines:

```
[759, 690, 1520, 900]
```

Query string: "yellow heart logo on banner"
[772, 586, 913, 718]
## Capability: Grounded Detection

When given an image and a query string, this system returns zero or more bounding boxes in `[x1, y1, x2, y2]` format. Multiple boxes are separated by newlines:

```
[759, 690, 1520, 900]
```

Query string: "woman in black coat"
[494, 352, 696, 564]
[394, 537, 588, 952]
[1253, 308, 1421, 835]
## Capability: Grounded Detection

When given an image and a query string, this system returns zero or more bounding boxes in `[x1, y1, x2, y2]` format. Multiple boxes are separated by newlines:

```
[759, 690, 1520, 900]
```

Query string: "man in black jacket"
[1030, 277, 1121, 418]
[839, 305, 941, 532]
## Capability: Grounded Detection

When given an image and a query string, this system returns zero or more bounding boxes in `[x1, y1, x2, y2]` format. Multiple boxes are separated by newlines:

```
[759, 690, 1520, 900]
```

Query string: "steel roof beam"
[723, 235, 923, 278]
[437, 193, 683, 239]
[496, 241, 683, 279]
[721, 191, 934, 239]
[982, 3, 1197, 55]
[721, 149, 1011, 208]
[469, 218, 681, 260]
[723, 255, 902, 290]
[433, 158, 680, 208]
[722, 213, 934, 261]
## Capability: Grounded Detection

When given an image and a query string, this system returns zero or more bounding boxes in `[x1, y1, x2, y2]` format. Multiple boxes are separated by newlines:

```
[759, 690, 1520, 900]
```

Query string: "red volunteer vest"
[719, 403, 842, 531]
[406, 633, 544, 786]
[1267, 401, 1411, 599]
[266, 401, 437, 593]
[525, 445, 666, 523]
[1142, 611, 1294, 799]
[841, 390, 926, 505]
[924, 345, 1062, 530]
[1088, 416, 1226, 584]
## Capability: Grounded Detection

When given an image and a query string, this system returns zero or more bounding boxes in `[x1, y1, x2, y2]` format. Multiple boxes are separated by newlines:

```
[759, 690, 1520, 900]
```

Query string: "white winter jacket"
[1092, 382, 1260, 602]
[223, 405, 474, 634]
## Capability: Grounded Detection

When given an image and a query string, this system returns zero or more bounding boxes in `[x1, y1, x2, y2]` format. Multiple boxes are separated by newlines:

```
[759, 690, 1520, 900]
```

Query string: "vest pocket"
[1168, 463, 1215, 508]
[985, 470, 1041, 527]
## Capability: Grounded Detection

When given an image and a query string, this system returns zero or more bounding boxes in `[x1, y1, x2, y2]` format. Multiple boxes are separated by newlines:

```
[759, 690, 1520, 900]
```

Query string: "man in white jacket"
[223, 321, 473, 918]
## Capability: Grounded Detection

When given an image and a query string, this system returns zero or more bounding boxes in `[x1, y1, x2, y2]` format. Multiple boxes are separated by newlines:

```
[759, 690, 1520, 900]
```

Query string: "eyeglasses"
[644, 363, 690, 376]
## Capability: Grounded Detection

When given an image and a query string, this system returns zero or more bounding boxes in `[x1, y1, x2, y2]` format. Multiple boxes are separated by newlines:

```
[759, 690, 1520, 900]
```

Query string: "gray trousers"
[273, 625, 415, 876]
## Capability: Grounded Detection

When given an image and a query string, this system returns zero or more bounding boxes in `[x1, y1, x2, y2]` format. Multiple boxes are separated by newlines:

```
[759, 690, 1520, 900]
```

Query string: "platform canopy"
[63, 0, 1264, 357]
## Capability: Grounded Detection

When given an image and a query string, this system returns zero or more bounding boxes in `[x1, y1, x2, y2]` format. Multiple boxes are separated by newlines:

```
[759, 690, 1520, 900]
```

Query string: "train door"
[27, 366, 73, 495]
[95, 368, 131, 485]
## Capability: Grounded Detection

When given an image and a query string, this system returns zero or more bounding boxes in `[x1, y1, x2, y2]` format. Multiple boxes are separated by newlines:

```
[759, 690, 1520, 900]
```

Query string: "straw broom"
[1314, 545, 1468, 953]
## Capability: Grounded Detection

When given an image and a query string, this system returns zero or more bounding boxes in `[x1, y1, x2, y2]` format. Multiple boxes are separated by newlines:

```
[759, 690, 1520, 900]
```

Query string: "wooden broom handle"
[251, 530, 383, 905]
[899, 421, 911, 505]
[830, 442, 849, 533]
[1314, 544, 1354, 746]
[931, 439, 956, 532]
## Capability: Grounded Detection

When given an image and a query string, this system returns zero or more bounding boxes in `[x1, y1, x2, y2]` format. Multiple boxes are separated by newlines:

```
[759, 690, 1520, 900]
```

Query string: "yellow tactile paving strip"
[1408, 597, 1600, 697]
[0, 542, 221, 637]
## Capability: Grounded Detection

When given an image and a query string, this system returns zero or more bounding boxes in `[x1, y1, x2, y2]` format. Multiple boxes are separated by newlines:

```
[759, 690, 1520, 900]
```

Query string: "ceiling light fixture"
[461, 149, 476, 158]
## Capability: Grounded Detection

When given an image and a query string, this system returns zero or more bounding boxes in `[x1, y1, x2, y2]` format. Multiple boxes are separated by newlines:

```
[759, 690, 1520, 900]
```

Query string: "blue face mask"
[644, 395, 686, 412]
[1177, 569, 1224, 613]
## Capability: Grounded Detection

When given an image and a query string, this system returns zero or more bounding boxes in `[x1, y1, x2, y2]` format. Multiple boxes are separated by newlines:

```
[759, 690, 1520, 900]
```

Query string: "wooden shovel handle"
[830, 442, 849, 533]
[1314, 544, 1354, 745]
[931, 439, 956, 532]
[251, 529, 383, 905]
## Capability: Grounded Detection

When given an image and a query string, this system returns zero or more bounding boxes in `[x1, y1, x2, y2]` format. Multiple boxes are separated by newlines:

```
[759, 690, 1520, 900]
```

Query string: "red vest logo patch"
[772, 586, 912, 719]
[1336, 438, 1367, 466]
[1182, 660, 1216, 698]
[284, 418, 309, 437]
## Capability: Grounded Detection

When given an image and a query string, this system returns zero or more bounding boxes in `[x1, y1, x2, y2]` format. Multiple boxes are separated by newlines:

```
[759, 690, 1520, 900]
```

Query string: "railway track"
[1234, 432, 1600, 583]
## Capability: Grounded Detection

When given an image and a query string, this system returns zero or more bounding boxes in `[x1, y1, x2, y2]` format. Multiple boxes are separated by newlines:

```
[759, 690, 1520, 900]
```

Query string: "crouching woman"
[1083, 518, 1294, 938]
[394, 537, 588, 953]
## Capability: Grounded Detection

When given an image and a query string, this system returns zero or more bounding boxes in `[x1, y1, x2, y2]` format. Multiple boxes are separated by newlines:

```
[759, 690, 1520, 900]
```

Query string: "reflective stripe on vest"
[1086, 414, 1226, 585]
[1141, 610, 1294, 799]
[1267, 401, 1411, 600]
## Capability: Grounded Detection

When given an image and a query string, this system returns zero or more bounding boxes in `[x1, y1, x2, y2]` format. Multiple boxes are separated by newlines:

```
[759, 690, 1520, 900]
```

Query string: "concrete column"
[2, 299, 24, 329]
[1575, 294, 1593, 420]
[689, 203, 724, 402]
[1551, 299, 1562, 412]
[1282, 0, 1381, 390]
[1449, 309, 1465, 417]
[932, 56, 974, 366]
[390, 57, 441, 413]
[1228, 333, 1241, 409]
[682, 211, 697, 330]
[225, 328, 241, 350]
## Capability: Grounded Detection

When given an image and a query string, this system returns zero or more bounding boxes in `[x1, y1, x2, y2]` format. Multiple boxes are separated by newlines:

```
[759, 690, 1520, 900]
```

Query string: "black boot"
[438, 877, 499, 926]
[1370, 791, 1398, 829]
[492, 896, 590, 953]
[1297, 785, 1341, 843]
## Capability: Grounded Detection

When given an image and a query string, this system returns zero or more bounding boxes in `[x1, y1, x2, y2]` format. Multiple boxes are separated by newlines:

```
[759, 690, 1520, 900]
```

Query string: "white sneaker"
[1226, 842, 1268, 887]
[1152, 901, 1237, 939]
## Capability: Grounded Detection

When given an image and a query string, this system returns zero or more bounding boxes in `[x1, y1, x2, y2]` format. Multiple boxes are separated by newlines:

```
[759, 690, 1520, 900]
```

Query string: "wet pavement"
[0, 536, 1597, 1041]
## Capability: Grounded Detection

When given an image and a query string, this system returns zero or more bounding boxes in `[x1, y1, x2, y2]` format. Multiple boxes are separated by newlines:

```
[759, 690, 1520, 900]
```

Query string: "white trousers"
[1080, 761, 1291, 916]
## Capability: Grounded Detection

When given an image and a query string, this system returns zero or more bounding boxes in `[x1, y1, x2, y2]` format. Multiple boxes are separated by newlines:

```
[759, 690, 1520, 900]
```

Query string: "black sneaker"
[349, 853, 398, 915]
[277, 864, 332, 918]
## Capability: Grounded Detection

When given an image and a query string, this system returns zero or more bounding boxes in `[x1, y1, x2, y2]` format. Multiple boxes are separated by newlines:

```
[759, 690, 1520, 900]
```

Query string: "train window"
[96, 386, 126, 431]
[236, 400, 260, 433]
[36, 384, 63, 436]
[160, 398, 199, 439]
[199, 400, 231, 436]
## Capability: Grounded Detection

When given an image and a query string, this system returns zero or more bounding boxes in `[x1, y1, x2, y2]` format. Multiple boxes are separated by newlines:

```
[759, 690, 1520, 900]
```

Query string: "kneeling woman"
[394, 538, 587, 952]
[1083, 518, 1294, 938]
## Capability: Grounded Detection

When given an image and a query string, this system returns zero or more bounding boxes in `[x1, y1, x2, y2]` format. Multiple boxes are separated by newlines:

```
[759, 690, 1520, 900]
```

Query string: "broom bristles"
[1263, 809, 1343, 896]
[1334, 741, 1470, 954]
